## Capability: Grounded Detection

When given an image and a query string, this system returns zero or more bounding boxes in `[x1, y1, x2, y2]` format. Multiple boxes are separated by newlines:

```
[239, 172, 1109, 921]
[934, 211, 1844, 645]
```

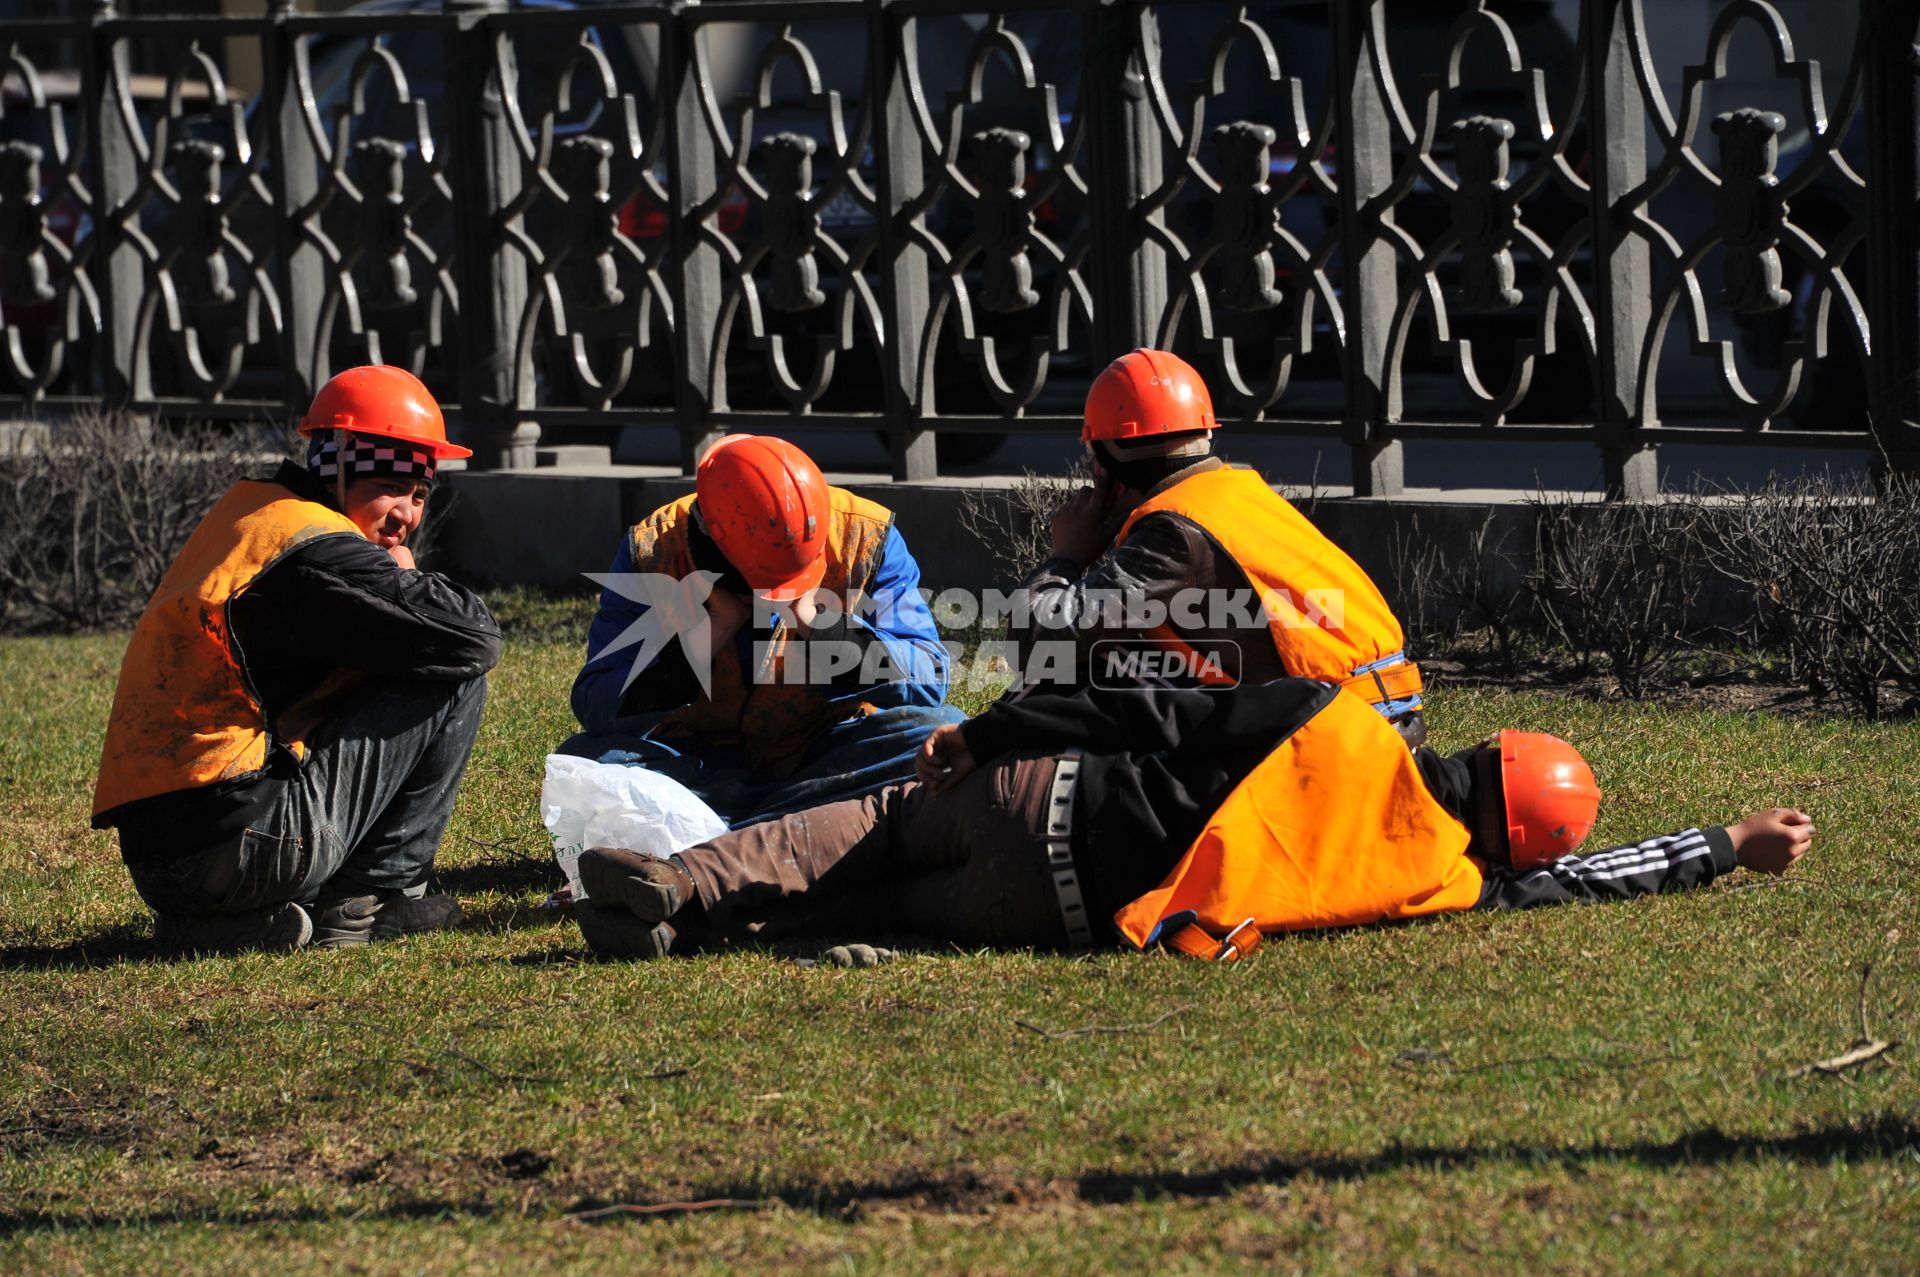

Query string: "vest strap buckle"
[1161, 917, 1262, 962]
[1212, 917, 1262, 962]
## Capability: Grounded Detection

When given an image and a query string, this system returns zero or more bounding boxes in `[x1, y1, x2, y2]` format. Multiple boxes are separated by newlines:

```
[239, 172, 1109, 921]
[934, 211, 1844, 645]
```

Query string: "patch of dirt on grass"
[0, 1090, 141, 1155]
[173, 1132, 565, 1208]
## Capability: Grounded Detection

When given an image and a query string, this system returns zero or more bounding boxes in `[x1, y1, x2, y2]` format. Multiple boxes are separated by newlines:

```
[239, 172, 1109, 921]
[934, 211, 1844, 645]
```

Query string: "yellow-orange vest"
[1116, 467, 1423, 714]
[626, 487, 895, 777]
[92, 481, 366, 823]
[1112, 687, 1483, 950]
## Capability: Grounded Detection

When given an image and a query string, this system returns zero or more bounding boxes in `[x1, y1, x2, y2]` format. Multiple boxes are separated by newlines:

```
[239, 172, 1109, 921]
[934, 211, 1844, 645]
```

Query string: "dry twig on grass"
[1014, 1004, 1193, 1040]
[460, 835, 552, 868]
[1784, 962, 1903, 1080]
[439, 1046, 562, 1087]
[638, 1064, 693, 1081]
[566, 1198, 773, 1223]
[1391, 1046, 1677, 1075]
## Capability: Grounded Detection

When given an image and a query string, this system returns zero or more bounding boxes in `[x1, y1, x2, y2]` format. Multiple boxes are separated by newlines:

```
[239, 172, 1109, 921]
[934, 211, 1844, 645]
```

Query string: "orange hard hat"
[1497, 730, 1603, 870]
[299, 364, 471, 460]
[1082, 348, 1218, 444]
[694, 434, 831, 600]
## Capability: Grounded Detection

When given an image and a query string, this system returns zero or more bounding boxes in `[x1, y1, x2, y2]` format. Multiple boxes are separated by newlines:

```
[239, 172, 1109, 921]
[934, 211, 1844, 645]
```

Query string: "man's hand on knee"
[915, 723, 977, 792]
[1729, 807, 1815, 876]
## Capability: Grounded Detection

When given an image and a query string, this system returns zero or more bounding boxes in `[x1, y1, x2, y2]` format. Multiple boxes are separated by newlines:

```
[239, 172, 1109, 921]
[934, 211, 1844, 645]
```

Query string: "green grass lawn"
[2, 607, 1916, 1274]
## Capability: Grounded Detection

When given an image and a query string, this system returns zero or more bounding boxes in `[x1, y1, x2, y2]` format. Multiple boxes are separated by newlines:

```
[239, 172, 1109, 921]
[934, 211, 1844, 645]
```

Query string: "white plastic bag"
[540, 754, 729, 899]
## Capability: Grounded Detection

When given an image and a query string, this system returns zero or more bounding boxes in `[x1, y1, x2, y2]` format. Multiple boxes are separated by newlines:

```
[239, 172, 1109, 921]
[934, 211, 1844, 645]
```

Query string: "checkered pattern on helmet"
[305, 433, 437, 485]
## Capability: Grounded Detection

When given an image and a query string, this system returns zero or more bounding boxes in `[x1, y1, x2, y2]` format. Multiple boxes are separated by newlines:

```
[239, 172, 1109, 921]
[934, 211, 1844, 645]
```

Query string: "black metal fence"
[2, 0, 1916, 492]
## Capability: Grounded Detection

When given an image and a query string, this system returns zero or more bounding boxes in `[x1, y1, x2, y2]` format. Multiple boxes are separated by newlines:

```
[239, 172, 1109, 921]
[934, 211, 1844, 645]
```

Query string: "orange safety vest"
[92, 481, 367, 824]
[626, 487, 895, 777]
[1112, 687, 1483, 956]
[1115, 467, 1423, 715]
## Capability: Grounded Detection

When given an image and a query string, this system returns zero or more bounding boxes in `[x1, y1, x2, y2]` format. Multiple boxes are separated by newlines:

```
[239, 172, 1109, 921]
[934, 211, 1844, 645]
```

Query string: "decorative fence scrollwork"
[0, 51, 100, 398]
[0, 0, 1914, 491]
[302, 37, 458, 388]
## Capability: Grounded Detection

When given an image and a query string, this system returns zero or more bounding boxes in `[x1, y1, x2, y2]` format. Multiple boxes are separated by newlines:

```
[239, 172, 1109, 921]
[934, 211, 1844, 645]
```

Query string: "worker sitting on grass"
[91, 365, 500, 954]
[559, 434, 963, 828]
[565, 678, 1810, 960]
[1011, 349, 1428, 744]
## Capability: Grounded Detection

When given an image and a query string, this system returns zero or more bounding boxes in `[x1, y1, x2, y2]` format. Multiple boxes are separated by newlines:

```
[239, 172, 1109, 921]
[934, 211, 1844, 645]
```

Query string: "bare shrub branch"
[1688, 473, 1920, 719]
[954, 466, 1084, 585]
[1388, 512, 1529, 668]
[0, 412, 267, 633]
[1528, 494, 1703, 698]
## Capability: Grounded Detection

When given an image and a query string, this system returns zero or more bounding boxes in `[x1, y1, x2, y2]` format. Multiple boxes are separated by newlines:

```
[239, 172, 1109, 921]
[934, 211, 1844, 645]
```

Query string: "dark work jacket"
[111, 461, 501, 863]
[1006, 459, 1292, 695]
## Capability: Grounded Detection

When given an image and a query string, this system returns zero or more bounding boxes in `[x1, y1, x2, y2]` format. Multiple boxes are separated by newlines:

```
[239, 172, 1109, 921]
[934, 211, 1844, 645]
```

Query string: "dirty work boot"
[577, 848, 697, 925]
[153, 902, 312, 954]
[574, 903, 678, 960]
[371, 893, 464, 941]
[822, 943, 898, 969]
[310, 891, 463, 949]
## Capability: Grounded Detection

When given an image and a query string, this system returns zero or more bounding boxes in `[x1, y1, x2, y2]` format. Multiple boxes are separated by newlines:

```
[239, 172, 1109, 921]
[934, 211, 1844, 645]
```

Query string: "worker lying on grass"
[1006, 349, 1429, 745]
[92, 365, 500, 954]
[565, 677, 1811, 960]
[558, 433, 962, 828]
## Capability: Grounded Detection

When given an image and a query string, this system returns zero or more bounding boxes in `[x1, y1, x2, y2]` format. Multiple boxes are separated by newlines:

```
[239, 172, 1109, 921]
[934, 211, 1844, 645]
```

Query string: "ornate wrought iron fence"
[1, 0, 1915, 491]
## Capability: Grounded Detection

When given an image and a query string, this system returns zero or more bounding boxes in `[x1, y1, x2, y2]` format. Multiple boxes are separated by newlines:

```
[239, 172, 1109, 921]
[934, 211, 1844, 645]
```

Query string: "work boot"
[153, 902, 312, 954]
[577, 848, 697, 925]
[310, 891, 464, 949]
[575, 904, 678, 960]
[823, 943, 899, 969]
[371, 892, 464, 941]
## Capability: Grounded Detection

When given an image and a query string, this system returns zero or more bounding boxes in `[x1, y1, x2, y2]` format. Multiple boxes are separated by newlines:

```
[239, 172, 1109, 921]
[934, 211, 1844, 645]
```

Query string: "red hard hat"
[299, 365, 471, 459]
[1083, 348, 1218, 444]
[1498, 730, 1602, 870]
[695, 435, 831, 600]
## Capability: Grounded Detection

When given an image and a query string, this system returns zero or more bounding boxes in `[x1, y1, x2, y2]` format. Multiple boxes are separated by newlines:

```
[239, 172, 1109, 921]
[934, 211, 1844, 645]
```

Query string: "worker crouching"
[91, 365, 501, 953]
[559, 434, 963, 827]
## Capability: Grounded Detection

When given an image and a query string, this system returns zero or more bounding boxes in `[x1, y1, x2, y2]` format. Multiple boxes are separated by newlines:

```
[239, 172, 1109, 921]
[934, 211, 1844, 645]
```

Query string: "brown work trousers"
[675, 750, 1078, 949]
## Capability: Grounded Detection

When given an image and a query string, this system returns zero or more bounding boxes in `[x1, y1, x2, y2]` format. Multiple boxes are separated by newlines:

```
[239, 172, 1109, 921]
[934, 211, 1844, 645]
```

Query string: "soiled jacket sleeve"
[797, 526, 951, 709]
[232, 532, 500, 710]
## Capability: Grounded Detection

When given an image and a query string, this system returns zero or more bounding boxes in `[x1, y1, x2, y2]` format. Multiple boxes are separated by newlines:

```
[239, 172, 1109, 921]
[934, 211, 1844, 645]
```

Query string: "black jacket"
[958, 679, 1470, 923]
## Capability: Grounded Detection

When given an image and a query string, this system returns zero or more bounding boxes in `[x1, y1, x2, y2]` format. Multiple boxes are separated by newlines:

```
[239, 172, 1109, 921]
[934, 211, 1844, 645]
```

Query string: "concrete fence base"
[438, 466, 1547, 604]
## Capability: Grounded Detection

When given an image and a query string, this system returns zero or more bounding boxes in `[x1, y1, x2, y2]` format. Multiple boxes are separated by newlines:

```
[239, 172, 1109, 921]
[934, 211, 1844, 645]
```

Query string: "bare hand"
[387, 544, 417, 570]
[1049, 479, 1125, 568]
[915, 723, 978, 792]
[1729, 807, 1814, 876]
[707, 588, 751, 645]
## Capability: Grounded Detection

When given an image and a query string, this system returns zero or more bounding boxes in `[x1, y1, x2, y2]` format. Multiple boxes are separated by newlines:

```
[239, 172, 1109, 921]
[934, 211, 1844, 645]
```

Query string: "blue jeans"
[126, 674, 488, 915]
[555, 702, 966, 828]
